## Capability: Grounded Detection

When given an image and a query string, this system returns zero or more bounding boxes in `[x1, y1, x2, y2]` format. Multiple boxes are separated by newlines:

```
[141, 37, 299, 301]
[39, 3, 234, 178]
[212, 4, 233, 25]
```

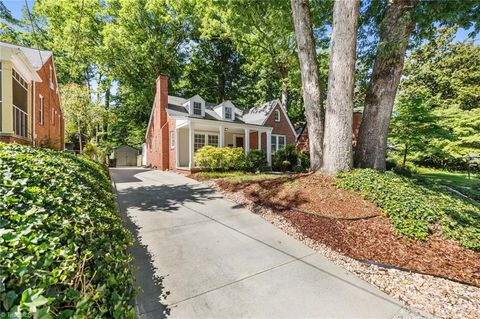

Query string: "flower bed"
[0, 144, 134, 318]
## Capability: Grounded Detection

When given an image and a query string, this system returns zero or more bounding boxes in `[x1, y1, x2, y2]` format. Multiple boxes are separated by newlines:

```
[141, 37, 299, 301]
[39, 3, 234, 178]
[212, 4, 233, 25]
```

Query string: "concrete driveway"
[110, 168, 421, 319]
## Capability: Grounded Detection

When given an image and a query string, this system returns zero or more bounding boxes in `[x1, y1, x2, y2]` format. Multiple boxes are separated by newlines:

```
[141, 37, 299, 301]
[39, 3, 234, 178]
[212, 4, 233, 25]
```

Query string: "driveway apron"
[110, 168, 422, 319]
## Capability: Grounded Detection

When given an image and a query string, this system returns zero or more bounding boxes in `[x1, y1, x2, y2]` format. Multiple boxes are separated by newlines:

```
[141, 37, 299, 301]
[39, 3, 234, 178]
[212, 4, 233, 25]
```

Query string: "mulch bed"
[212, 174, 480, 287]
[217, 173, 381, 219]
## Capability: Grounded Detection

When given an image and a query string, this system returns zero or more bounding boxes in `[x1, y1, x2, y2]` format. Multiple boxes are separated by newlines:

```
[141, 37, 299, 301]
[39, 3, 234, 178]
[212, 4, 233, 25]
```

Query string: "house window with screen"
[274, 109, 280, 122]
[225, 107, 232, 120]
[170, 131, 175, 149]
[271, 135, 286, 154]
[193, 102, 202, 115]
[39, 96, 44, 125]
[208, 134, 219, 147]
[194, 134, 205, 151]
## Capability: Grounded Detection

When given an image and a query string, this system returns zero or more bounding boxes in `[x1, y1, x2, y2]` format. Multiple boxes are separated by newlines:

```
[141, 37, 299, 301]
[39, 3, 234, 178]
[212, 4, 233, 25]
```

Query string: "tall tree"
[395, 27, 480, 166]
[354, 0, 419, 170]
[197, 0, 299, 110]
[389, 89, 447, 167]
[322, 0, 360, 174]
[291, 0, 324, 171]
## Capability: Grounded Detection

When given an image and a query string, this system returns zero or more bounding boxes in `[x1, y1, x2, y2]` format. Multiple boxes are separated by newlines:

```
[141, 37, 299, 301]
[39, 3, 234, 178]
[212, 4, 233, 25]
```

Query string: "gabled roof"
[0, 41, 52, 70]
[242, 99, 283, 125]
[166, 95, 247, 124]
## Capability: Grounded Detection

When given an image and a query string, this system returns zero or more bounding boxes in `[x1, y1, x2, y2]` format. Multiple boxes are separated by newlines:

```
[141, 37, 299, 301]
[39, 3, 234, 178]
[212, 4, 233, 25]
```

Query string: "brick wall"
[296, 111, 363, 153]
[146, 75, 170, 170]
[33, 56, 64, 150]
[260, 104, 297, 152]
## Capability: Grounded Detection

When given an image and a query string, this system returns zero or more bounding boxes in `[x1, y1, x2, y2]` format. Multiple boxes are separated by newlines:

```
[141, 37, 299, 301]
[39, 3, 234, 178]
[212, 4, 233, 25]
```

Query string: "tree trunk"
[291, 0, 324, 171]
[402, 143, 408, 167]
[322, 0, 360, 175]
[78, 120, 83, 152]
[354, 0, 418, 170]
[281, 81, 290, 110]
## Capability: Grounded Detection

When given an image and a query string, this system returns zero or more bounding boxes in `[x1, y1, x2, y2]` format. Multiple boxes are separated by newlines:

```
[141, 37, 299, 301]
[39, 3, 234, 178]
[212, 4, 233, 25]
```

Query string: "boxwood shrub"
[337, 169, 480, 251]
[194, 146, 245, 171]
[0, 144, 134, 318]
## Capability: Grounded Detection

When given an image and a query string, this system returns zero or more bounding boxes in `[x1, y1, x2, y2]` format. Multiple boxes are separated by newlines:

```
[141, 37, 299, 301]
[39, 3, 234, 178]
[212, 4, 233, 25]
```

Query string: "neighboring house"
[0, 41, 64, 150]
[145, 75, 296, 171]
[296, 112, 363, 153]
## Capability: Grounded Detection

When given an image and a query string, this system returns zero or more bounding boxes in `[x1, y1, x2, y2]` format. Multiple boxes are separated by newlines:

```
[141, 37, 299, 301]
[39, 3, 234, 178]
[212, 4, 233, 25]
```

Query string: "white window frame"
[274, 109, 280, 122]
[225, 107, 232, 120]
[193, 102, 202, 116]
[170, 131, 175, 149]
[49, 66, 54, 90]
[39, 95, 44, 125]
[194, 132, 219, 152]
[271, 134, 286, 153]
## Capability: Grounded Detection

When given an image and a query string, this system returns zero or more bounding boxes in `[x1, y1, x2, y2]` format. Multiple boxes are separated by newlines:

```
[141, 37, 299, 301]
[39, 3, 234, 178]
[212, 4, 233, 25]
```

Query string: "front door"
[235, 136, 244, 148]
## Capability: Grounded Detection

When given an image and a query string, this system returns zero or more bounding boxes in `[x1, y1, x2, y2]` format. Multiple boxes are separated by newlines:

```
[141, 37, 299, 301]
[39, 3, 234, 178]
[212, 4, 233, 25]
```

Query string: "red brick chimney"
[156, 75, 169, 170]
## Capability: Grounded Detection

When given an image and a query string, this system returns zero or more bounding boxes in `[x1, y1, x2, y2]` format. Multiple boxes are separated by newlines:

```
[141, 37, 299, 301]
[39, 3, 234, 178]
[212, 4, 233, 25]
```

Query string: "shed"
[111, 145, 139, 167]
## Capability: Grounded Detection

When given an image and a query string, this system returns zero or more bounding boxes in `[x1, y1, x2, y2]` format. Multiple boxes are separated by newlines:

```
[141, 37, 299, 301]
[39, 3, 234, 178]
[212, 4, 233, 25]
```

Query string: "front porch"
[175, 119, 273, 170]
[0, 58, 38, 144]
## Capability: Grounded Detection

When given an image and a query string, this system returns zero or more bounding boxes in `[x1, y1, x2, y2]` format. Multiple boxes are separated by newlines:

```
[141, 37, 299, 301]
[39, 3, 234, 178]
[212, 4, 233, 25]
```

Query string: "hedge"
[337, 169, 480, 251]
[194, 146, 245, 171]
[0, 144, 134, 318]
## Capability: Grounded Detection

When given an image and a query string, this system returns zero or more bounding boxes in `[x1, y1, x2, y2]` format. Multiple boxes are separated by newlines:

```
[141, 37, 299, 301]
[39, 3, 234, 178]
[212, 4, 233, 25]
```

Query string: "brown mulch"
[212, 174, 480, 287]
[217, 173, 381, 219]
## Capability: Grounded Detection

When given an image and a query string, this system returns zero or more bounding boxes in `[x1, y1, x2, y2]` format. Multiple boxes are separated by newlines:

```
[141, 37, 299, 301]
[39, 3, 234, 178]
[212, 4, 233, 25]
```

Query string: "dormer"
[183, 95, 205, 117]
[214, 101, 236, 121]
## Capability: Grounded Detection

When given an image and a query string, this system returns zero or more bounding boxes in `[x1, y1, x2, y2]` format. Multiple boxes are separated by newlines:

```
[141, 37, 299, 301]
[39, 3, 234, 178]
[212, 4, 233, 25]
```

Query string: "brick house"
[145, 75, 297, 171]
[0, 42, 64, 150]
[296, 112, 363, 153]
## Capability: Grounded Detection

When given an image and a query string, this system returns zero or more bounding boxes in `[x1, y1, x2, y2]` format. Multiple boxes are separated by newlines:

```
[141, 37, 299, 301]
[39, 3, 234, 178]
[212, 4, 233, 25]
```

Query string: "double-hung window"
[274, 109, 280, 122]
[193, 102, 202, 116]
[170, 131, 175, 149]
[225, 107, 232, 120]
[194, 133, 219, 151]
[194, 134, 205, 152]
[39, 96, 44, 125]
[271, 135, 286, 154]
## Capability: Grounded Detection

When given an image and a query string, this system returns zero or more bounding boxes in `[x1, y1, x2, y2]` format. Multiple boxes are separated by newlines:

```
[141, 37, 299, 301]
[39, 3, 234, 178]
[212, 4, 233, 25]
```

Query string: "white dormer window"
[193, 102, 202, 115]
[225, 107, 232, 120]
[274, 109, 280, 122]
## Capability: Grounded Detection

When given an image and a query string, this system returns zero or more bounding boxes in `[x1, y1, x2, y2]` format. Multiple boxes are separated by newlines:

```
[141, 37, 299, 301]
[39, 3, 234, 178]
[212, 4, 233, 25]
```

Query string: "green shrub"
[83, 142, 100, 160]
[0, 143, 134, 318]
[245, 150, 267, 172]
[298, 152, 310, 171]
[337, 169, 480, 251]
[273, 144, 306, 172]
[194, 146, 245, 171]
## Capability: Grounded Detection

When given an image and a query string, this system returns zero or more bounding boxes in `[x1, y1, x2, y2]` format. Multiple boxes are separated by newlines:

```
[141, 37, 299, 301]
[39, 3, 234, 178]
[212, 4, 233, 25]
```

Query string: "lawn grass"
[414, 167, 480, 201]
[195, 171, 286, 183]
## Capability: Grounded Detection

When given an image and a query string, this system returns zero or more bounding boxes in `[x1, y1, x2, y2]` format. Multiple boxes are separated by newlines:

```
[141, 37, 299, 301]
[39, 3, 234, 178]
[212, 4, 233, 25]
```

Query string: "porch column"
[266, 130, 272, 166]
[175, 127, 179, 168]
[244, 128, 250, 156]
[1, 61, 13, 133]
[188, 121, 195, 169]
[219, 125, 224, 147]
[258, 130, 262, 150]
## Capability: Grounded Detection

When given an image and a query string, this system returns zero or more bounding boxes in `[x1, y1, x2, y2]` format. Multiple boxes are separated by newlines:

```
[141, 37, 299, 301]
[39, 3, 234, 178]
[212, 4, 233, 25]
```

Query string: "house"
[0, 41, 64, 150]
[145, 75, 296, 171]
[296, 112, 363, 153]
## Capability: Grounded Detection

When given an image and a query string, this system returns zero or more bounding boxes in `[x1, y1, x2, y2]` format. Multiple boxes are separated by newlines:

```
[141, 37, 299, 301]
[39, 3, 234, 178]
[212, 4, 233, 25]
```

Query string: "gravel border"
[204, 180, 480, 319]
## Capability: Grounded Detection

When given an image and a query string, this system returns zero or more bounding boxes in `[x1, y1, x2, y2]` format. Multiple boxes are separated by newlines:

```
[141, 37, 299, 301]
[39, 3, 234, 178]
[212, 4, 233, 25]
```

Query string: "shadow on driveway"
[117, 183, 221, 213]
